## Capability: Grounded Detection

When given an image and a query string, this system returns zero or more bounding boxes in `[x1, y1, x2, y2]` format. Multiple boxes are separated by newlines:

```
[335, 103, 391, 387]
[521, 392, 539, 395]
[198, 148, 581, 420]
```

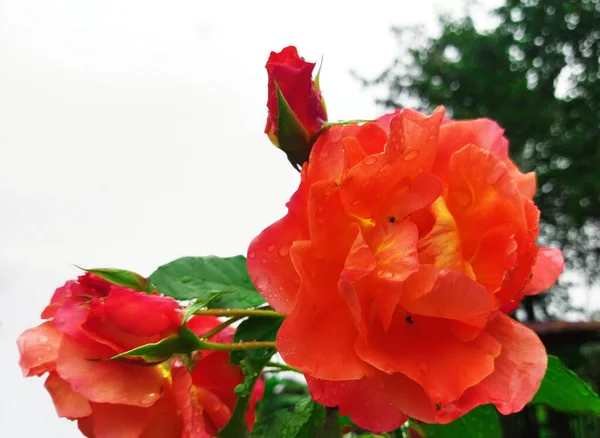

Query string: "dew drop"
[351, 200, 361, 206]
[248, 250, 256, 259]
[261, 258, 267, 264]
[255, 275, 271, 289]
[38, 335, 49, 343]
[378, 164, 391, 173]
[142, 392, 158, 405]
[361, 180, 370, 188]
[278, 246, 289, 257]
[377, 270, 384, 276]
[267, 244, 275, 252]
[403, 150, 419, 161]
[181, 276, 193, 284]
[364, 156, 377, 166]
[384, 271, 394, 279]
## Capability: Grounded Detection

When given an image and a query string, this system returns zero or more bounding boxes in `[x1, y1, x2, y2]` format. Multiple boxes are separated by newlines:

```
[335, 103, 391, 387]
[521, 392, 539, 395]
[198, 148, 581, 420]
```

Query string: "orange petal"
[356, 310, 501, 406]
[356, 121, 388, 155]
[56, 336, 166, 407]
[89, 402, 148, 438]
[308, 127, 348, 185]
[307, 374, 408, 433]
[416, 198, 465, 274]
[452, 313, 547, 416]
[523, 247, 564, 296]
[247, 209, 305, 316]
[18, 321, 62, 376]
[308, 180, 357, 260]
[436, 118, 509, 185]
[172, 364, 211, 438]
[340, 109, 445, 221]
[276, 241, 365, 380]
[400, 268, 495, 329]
[45, 372, 92, 419]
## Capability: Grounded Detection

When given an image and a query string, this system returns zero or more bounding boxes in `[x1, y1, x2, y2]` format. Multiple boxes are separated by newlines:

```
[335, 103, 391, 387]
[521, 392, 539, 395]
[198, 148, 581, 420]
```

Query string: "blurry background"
[1, 0, 599, 437]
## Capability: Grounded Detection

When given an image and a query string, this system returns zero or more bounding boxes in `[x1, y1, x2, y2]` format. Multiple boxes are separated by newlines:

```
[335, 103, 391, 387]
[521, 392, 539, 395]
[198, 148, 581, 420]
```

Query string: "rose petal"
[523, 247, 564, 296]
[104, 286, 182, 337]
[276, 241, 365, 380]
[44, 372, 92, 419]
[56, 336, 166, 407]
[356, 310, 501, 406]
[18, 321, 62, 376]
[451, 313, 547, 416]
[307, 374, 408, 433]
[89, 402, 148, 438]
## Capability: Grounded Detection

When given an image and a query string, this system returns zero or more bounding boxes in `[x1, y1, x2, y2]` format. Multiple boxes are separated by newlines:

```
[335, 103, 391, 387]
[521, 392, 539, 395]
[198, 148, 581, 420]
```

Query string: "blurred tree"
[362, 0, 600, 321]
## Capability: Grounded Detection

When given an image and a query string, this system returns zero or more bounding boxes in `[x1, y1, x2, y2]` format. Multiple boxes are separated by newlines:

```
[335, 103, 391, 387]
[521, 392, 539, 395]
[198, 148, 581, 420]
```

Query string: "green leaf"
[230, 317, 283, 364]
[417, 405, 501, 438]
[148, 256, 265, 308]
[219, 356, 272, 438]
[183, 292, 233, 321]
[280, 398, 327, 438]
[275, 83, 311, 170]
[108, 325, 201, 362]
[531, 355, 600, 415]
[77, 266, 148, 291]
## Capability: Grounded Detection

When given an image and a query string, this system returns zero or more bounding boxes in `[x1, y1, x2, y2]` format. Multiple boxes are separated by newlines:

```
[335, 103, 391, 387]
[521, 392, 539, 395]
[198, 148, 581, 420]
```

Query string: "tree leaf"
[148, 256, 265, 308]
[531, 355, 600, 415]
[231, 316, 283, 364]
[417, 405, 501, 438]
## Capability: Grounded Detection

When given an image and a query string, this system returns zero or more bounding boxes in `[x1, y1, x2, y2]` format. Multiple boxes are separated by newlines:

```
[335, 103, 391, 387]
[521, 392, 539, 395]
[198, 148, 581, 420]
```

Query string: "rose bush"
[17, 273, 262, 437]
[247, 107, 564, 432]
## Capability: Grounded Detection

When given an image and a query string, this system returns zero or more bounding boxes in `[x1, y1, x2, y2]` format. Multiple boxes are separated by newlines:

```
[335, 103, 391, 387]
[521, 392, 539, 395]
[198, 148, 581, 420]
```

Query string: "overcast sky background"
[3, 0, 595, 436]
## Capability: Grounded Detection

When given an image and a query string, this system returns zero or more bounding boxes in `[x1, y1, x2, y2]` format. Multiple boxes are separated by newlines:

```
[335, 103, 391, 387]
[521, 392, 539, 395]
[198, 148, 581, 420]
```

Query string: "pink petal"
[44, 372, 92, 419]
[523, 247, 565, 296]
[18, 321, 62, 376]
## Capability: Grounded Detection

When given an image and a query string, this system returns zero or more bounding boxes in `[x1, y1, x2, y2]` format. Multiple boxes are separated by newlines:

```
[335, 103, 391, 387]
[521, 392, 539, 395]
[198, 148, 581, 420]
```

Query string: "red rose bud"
[265, 46, 327, 169]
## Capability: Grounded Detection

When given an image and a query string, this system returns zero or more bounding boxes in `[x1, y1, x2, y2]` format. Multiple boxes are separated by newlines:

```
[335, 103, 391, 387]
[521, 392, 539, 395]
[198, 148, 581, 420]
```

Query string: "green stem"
[192, 308, 283, 318]
[200, 316, 243, 339]
[265, 361, 302, 373]
[198, 339, 276, 351]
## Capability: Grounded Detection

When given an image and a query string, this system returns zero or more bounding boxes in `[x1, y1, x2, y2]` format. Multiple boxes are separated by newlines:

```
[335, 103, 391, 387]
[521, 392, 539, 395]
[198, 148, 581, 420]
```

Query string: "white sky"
[7, 0, 593, 436]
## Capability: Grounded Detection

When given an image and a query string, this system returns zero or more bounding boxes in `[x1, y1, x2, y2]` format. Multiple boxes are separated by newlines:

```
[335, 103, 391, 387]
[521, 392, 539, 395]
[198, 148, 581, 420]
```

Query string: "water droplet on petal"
[261, 258, 267, 264]
[403, 150, 419, 161]
[38, 335, 48, 343]
[364, 156, 377, 165]
[255, 275, 271, 289]
[267, 244, 275, 252]
[378, 163, 391, 173]
[377, 270, 384, 276]
[142, 392, 159, 405]
[384, 271, 394, 279]
[278, 246, 289, 257]
[248, 250, 256, 259]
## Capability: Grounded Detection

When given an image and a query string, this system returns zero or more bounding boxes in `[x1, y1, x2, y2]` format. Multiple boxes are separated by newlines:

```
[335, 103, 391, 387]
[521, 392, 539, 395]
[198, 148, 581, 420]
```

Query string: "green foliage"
[365, 0, 600, 318]
[148, 255, 265, 308]
[532, 355, 600, 414]
[220, 356, 273, 438]
[108, 325, 201, 363]
[416, 405, 502, 438]
[230, 316, 283, 364]
[275, 84, 312, 170]
[77, 266, 148, 291]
